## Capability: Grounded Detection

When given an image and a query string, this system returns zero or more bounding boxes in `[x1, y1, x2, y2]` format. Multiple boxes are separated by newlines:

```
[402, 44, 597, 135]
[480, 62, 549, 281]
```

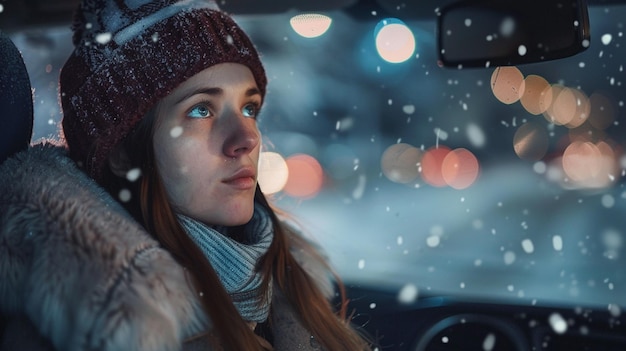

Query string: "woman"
[94, 62, 367, 350]
[0, 0, 371, 350]
[7, 0, 369, 350]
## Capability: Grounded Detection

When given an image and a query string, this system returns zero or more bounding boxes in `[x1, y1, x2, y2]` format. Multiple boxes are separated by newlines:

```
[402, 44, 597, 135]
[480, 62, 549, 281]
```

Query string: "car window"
[7, 2, 626, 310]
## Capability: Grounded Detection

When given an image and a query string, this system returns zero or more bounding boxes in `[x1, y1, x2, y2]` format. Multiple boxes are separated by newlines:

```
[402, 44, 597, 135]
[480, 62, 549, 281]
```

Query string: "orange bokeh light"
[491, 66, 525, 104]
[421, 145, 452, 187]
[561, 140, 618, 188]
[565, 88, 591, 129]
[442, 148, 480, 189]
[283, 154, 324, 199]
[520, 74, 552, 115]
[562, 141, 601, 182]
[544, 85, 578, 126]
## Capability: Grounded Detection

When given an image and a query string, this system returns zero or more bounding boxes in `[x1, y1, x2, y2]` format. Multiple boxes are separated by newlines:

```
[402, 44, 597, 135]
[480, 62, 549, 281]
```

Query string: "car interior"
[2, 0, 626, 350]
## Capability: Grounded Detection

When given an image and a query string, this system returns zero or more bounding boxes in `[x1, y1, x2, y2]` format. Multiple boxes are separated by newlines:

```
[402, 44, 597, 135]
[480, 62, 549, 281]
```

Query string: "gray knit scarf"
[177, 205, 274, 323]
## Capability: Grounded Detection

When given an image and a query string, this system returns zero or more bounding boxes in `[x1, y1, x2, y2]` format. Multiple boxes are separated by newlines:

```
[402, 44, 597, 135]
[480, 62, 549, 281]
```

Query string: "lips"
[222, 167, 256, 190]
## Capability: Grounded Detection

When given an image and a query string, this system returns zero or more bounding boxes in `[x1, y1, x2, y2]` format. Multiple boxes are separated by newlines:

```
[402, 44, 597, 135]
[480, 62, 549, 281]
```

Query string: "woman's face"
[153, 63, 262, 227]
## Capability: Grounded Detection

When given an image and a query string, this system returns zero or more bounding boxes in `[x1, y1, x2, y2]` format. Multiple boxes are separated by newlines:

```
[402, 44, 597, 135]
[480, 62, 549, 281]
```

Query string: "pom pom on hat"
[61, 0, 267, 182]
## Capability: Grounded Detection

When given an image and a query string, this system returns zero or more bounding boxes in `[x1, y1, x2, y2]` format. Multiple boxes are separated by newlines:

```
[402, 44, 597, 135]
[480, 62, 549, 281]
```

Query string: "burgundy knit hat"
[60, 0, 267, 182]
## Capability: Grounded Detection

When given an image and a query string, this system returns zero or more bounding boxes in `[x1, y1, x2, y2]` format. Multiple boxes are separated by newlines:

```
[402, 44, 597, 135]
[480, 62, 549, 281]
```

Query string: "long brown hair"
[101, 109, 371, 350]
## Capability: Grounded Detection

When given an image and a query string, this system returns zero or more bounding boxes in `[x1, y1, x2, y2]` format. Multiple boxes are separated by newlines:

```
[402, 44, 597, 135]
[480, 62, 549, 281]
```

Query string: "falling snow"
[170, 126, 183, 138]
[483, 333, 496, 351]
[118, 189, 131, 202]
[398, 284, 419, 304]
[549, 313, 568, 334]
[553, 236, 564, 251]
[426, 235, 440, 248]
[126, 168, 142, 182]
[504, 251, 516, 265]
[466, 123, 486, 148]
[9, 3, 626, 338]
[518, 45, 527, 56]
[95, 32, 112, 44]
[521, 239, 534, 254]
[402, 104, 415, 114]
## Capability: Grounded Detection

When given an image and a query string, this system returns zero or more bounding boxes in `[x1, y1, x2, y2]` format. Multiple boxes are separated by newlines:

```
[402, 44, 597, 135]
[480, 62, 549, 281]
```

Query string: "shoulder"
[0, 141, 120, 213]
[0, 142, 207, 350]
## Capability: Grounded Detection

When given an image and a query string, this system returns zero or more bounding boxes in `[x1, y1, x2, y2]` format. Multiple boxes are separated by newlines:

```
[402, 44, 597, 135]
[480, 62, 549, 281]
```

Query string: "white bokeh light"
[290, 14, 332, 38]
[257, 151, 289, 194]
[375, 19, 416, 63]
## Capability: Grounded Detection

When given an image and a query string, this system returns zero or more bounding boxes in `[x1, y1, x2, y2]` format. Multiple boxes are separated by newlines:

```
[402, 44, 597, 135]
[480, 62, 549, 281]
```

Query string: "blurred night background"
[2, 0, 626, 310]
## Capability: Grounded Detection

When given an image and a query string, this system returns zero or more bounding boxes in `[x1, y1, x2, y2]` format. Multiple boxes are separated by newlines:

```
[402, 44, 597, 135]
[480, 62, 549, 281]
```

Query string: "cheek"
[154, 135, 197, 197]
[154, 125, 197, 171]
[154, 139, 180, 176]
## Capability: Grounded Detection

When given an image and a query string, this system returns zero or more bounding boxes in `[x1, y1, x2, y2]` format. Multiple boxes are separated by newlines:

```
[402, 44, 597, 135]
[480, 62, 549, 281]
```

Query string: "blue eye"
[242, 103, 259, 118]
[187, 104, 211, 119]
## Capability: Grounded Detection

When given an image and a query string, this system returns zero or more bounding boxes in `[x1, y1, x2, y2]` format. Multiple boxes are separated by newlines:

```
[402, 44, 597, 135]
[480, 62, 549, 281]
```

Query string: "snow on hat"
[60, 0, 267, 182]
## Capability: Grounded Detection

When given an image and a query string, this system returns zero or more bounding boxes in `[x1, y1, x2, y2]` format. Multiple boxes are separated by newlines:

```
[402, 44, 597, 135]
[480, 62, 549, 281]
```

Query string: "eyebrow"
[175, 87, 262, 105]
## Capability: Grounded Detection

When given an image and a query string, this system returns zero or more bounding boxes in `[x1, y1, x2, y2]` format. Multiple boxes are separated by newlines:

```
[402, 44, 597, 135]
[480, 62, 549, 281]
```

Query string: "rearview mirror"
[437, 0, 590, 68]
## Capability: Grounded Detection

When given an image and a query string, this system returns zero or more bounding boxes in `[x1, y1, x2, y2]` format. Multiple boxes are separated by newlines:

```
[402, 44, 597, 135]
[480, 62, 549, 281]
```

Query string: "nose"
[221, 111, 260, 158]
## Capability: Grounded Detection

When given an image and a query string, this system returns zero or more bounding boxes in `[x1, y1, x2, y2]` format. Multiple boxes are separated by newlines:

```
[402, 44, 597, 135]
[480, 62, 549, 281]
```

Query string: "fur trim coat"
[0, 143, 329, 351]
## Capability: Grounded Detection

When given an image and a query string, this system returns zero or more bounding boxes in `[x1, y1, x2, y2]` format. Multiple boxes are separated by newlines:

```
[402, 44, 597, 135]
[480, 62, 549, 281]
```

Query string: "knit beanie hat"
[60, 0, 267, 182]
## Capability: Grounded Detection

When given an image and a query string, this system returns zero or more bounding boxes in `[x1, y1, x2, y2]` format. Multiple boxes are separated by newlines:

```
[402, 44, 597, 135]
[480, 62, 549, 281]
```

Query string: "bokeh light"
[561, 140, 617, 188]
[421, 145, 452, 187]
[490, 66, 525, 104]
[562, 141, 601, 182]
[381, 143, 422, 184]
[543, 85, 578, 126]
[258, 151, 289, 194]
[374, 18, 416, 63]
[520, 74, 552, 115]
[513, 121, 549, 161]
[283, 154, 324, 198]
[499, 17, 516, 37]
[540, 85, 591, 129]
[290, 14, 333, 38]
[595, 141, 619, 187]
[565, 88, 591, 129]
[441, 148, 480, 189]
[588, 92, 616, 130]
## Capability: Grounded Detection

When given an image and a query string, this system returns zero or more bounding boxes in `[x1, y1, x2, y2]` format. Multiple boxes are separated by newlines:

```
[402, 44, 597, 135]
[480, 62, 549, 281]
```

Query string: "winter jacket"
[0, 142, 327, 351]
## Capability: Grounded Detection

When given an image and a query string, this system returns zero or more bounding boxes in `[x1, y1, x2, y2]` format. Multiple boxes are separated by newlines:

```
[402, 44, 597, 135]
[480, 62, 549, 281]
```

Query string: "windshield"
[9, 2, 626, 309]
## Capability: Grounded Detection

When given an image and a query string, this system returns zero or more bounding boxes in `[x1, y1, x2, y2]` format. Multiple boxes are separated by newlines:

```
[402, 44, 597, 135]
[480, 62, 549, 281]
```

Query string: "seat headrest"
[0, 30, 33, 165]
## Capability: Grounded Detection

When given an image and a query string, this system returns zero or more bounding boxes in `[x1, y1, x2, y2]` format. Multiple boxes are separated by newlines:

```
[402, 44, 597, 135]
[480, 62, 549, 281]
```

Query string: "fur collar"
[0, 143, 207, 351]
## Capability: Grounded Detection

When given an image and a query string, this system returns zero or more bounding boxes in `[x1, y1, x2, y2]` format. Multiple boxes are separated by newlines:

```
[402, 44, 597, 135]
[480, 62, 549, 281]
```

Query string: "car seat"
[0, 29, 33, 343]
[0, 29, 33, 165]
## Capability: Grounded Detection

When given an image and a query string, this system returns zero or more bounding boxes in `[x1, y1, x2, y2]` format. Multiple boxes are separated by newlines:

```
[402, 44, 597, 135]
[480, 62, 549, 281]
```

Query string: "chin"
[224, 207, 255, 227]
